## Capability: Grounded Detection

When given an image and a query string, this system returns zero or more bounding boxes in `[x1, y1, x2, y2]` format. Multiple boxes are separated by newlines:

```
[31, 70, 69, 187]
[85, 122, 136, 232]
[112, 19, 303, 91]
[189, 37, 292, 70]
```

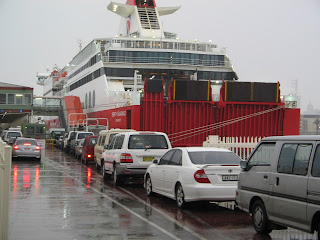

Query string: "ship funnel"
[108, 1, 180, 38]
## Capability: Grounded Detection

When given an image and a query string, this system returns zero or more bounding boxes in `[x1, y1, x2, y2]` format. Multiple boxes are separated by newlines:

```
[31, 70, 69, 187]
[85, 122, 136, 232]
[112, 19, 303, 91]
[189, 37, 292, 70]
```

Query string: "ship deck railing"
[102, 56, 231, 68]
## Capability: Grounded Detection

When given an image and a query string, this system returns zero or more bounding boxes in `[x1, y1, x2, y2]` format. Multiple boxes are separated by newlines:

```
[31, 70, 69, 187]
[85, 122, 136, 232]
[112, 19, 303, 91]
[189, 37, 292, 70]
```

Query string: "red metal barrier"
[141, 80, 300, 147]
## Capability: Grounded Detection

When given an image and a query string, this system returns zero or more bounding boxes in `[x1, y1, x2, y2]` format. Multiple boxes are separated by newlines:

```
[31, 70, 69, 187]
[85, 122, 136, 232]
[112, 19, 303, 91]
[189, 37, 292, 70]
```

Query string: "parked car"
[81, 135, 98, 165]
[70, 131, 94, 155]
[236, 135, 320, 238]
[75, 138, 85, 160]
[12, 137, 41, 160]
[63, 131, 80, 153]
[102, 131, 171, 185]
[63, 131, 79, 153]
[144, 147, 241, 208]
[3, 130, 22, 143]
[56, 136, 64, 149]
[1, 130, 7, 140]
[94, 129, 136, 171]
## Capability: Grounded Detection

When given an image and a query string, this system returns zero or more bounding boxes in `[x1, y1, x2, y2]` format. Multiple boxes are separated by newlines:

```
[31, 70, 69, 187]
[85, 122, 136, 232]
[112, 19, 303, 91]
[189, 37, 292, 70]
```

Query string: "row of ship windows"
[68, 54, 101, 80]
[109, 50, 225, 62]
[0, 93, 32, 105]
[69, 67, 237, 92]
[70, 69, 102, 91]
[68, 51, 226, 83]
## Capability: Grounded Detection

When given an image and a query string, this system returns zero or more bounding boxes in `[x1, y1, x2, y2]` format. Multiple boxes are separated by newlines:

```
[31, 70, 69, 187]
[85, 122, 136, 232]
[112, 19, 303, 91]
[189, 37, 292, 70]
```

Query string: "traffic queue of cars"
[8, 127, 319, 238]
[60, 130, 320, 238]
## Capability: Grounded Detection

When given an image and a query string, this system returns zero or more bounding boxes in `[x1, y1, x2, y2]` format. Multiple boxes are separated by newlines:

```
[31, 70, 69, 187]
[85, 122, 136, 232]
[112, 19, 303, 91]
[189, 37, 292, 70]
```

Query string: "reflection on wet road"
[9, 148, 318, 240]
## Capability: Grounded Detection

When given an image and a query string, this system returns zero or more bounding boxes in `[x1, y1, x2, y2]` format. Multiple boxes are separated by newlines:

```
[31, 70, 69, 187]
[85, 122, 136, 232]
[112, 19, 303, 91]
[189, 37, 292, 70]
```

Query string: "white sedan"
[144, 147, 241, 208]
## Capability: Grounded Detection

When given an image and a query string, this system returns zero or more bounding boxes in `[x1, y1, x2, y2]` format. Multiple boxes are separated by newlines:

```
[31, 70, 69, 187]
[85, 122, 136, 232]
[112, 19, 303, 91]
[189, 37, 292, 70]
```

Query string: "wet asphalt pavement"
[9, 148, 318, 240]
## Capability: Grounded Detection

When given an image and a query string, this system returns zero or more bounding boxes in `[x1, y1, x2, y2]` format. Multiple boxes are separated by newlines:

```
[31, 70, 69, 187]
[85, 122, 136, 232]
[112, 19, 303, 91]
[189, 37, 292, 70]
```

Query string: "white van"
[94, 129, 135, 170]
[4, 131, 22, 143]
[236, 135, 320, 238]
[102, 131, 172, 185]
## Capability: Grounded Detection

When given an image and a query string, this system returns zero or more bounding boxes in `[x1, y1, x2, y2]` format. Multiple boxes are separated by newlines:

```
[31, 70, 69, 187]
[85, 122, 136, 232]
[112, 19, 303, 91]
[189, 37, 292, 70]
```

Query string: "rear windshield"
[89, 138, 97, 146]
[78, 133, 93, 139]
[188, 151, 241, 165]
[7, 132, 22, 138]
[128, 135, 168, 149]
[16, 139, 37, 145]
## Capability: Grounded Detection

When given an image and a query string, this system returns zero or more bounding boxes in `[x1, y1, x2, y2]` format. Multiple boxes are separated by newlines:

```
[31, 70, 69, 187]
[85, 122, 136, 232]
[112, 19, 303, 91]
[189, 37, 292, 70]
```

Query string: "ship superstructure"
[41, 0, 237, 113]
[38, 0, 300, 146]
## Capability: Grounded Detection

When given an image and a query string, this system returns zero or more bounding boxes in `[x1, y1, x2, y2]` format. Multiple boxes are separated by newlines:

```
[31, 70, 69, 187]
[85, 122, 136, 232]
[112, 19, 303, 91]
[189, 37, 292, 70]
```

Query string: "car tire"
[146, 174, 154, 196]
[175, 183, 187, 209]
[252, 200, 272, 234]
[112, 165, 122, 186]
[96, 159, 100, 172]
[317, 221, 320, 240]
[102, 163, 108, 180]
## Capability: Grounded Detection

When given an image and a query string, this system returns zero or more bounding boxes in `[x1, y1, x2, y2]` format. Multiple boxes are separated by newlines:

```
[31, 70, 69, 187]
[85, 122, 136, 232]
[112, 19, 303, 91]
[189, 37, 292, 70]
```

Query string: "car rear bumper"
[117, 165, 147, 178]
[12, 152, 41, 159]
[183, 183, 237, 202]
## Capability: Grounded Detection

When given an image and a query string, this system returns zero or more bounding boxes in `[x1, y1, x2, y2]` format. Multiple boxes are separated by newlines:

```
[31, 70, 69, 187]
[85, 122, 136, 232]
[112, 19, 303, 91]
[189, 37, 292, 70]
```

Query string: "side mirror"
[240, 160, 248, 171]
[152, 159, 158, 164]
[103, 144, 109, 150]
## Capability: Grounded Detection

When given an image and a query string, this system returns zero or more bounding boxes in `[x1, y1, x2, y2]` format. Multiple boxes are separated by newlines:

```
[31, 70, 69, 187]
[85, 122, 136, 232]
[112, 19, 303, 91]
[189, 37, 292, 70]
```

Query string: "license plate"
[24, 148, 30, 151]
[222, 175, 238, 181]
[143, 157, 154, 162]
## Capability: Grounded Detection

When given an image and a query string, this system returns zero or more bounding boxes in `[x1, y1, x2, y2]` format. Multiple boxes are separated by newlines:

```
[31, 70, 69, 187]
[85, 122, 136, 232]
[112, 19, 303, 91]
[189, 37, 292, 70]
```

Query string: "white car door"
[151, 150, 175, 193]
[163, 149, 182, 195]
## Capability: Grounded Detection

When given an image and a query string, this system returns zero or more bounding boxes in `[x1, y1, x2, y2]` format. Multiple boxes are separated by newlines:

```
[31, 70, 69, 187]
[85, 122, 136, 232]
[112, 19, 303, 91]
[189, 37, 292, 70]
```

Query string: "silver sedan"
[12, 137, 41, 160]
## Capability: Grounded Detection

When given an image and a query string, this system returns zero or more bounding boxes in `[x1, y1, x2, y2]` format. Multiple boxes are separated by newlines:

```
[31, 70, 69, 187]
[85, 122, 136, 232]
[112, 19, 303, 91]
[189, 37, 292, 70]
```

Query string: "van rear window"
[128, 135, 168, 149]
[7, 132, 21, 138]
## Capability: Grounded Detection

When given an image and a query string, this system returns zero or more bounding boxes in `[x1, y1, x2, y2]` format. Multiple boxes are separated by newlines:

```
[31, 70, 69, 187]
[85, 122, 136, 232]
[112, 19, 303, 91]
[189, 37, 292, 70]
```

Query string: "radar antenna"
[77, 39, 84, 52]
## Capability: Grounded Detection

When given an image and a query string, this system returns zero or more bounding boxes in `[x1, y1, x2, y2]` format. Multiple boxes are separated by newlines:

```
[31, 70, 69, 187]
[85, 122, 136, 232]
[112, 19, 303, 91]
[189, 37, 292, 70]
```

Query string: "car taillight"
[87, 154, 92, 158]
[13, 145, 19, 150]
[194, 169, 211, 183]
[35, 146, 41, 150]
[120, 153, 133, 163]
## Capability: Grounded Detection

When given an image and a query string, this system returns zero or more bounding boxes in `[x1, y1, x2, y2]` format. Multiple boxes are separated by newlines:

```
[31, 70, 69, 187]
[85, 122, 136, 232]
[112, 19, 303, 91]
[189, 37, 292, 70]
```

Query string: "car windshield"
[89, 138, 97, 146]
[188, 151, 241, 165]
[128, 135, 168, 149]
[8, 132, 21, 138]
[16, 139, 37, 145]
[78, 133, 93, 139]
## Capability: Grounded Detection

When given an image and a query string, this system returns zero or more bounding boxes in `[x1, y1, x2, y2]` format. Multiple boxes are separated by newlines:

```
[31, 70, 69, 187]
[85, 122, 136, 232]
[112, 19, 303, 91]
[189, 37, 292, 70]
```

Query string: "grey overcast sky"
[0, 0, 319, 111]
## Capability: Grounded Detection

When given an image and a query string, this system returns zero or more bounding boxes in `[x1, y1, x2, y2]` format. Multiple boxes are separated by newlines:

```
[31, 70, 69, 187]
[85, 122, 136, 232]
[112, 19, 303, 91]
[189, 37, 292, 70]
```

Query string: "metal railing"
[102, 56, 231, 68]
[203, 135, 260, 160]
[0, 139, 12, 240]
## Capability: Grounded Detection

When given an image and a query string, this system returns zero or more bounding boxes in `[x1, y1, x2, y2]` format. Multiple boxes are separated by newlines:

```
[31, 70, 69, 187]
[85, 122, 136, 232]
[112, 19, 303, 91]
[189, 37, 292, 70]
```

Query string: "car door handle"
[275, 177, 280, 186]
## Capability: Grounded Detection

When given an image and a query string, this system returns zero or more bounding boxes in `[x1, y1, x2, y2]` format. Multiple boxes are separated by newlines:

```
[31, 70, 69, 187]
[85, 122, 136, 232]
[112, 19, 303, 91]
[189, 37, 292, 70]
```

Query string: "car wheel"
[96, 159, 100, 172]
[102, 163, 107, 180]
[175, 183, 186, 208]
[252, 200, 272, 234]
[146, 174, 153, 196]
[112, 165, 122, 186]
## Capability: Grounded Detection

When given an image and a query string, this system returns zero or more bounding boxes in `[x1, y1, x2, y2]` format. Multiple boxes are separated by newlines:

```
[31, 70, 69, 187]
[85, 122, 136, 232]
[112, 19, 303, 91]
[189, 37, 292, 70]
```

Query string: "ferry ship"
[37, 0, 300, 147]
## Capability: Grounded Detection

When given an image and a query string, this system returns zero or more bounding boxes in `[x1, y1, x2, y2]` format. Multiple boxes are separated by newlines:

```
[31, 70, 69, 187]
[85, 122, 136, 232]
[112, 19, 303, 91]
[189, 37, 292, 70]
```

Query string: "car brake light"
[194, 169, 211, 183]
[24, 143, 31, 146]
[87, 154, 92, 158]
[120, 153, 133, 163]
[13, 145, 19, 150]
[36, 146, 41, 150]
